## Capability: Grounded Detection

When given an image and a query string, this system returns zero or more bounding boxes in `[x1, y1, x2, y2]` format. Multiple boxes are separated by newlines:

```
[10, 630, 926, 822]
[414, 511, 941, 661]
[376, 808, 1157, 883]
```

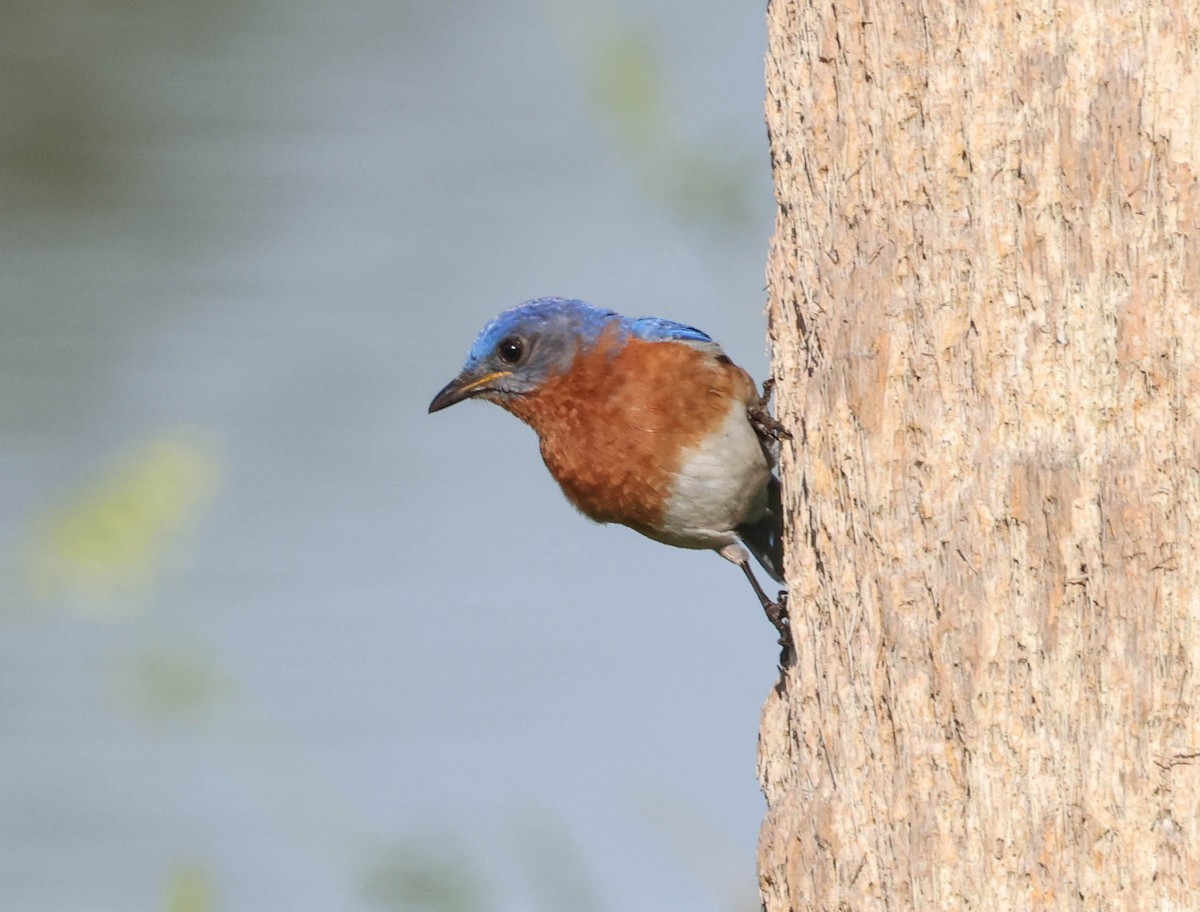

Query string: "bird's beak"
[428, 370, 512, 413]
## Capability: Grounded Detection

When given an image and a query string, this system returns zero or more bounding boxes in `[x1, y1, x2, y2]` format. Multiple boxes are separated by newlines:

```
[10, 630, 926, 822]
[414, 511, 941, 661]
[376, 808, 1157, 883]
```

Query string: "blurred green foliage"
[117, 643, 232, 723]
[510, 808, 601, 912]
[164, 862, 216, 912]
[0, 0, 255, 211]
[359, 815, 603, 912]
[23, 433, 220, 616]
[589, 27, 663, 152]
[361, 842, 488, 912]
[584, 19, 756, 233]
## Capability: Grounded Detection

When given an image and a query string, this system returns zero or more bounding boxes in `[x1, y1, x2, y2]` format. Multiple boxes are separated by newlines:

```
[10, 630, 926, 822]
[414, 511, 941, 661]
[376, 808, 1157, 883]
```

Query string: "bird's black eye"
[497, 336, 524, 365]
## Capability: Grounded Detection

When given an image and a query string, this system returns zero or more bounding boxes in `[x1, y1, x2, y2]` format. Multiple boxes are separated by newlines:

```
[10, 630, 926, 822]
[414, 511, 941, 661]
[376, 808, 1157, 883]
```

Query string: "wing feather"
[629, 316, 725, 356]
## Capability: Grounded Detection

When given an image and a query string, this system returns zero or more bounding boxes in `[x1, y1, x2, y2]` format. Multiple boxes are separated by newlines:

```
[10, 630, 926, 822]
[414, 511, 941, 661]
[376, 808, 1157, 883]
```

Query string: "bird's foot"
[749, 378, 792, 444]
[733, 552, 794, 670]
[762, 590, 794, 669]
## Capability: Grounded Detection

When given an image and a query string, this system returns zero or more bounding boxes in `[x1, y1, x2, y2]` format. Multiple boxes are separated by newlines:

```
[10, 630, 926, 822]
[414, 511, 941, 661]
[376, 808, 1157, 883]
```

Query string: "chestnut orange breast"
[499, 335, 758, 537]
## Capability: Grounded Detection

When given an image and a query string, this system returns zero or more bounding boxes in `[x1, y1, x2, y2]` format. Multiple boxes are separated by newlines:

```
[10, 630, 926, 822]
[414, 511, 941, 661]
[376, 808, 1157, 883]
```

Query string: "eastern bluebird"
[429, 297, 790, 645]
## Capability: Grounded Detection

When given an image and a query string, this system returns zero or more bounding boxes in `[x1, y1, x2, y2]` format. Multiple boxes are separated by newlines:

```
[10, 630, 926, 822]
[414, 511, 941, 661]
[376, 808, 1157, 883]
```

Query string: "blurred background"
[0, 0, 777, 909]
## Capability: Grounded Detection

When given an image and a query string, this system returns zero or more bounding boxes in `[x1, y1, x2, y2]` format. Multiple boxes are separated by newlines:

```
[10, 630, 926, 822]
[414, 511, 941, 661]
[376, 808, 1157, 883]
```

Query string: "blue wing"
[629, 316, 720, 351]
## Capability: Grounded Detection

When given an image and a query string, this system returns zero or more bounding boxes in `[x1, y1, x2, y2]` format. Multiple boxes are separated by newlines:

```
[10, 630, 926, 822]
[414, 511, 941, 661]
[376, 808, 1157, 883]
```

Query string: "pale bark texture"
[759, 0, 1200, 909]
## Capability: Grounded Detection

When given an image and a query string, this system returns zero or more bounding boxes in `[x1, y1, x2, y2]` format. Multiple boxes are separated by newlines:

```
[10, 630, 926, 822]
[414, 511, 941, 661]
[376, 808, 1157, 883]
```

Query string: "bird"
[428, 297, 790, 646]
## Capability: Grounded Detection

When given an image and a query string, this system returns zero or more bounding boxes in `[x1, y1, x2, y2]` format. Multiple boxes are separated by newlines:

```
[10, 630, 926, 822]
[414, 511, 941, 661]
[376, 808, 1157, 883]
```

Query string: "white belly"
[655, 401, 770, 550]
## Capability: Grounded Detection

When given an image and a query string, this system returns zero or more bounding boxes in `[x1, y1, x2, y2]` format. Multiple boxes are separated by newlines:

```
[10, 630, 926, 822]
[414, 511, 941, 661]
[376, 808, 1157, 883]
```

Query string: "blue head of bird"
[428, 297, 619, 413]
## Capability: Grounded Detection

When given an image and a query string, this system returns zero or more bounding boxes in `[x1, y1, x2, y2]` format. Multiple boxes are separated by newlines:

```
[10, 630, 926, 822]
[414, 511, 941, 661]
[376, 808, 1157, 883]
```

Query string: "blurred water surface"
[0, 1, 777, 909]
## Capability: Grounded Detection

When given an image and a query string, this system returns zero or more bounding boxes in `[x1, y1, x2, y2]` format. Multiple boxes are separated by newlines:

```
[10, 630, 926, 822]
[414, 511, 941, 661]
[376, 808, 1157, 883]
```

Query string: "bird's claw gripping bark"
[749, 378, 792, 446]
[764, 589, 794, 668]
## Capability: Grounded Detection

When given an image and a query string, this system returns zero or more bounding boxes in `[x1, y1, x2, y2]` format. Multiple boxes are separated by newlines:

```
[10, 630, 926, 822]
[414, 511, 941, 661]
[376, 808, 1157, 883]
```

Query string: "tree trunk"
[758, 0, 1200, 909]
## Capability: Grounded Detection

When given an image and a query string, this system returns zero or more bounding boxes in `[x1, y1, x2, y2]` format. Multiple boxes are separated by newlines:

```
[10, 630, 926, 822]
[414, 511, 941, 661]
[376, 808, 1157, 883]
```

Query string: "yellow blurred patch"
[164, 862, 215, 912]
[24, 432, 220, 616]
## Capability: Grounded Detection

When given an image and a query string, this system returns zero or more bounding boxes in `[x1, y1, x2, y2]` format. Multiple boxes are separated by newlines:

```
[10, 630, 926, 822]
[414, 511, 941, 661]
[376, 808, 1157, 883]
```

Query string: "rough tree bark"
[758, 0, 1200, 909]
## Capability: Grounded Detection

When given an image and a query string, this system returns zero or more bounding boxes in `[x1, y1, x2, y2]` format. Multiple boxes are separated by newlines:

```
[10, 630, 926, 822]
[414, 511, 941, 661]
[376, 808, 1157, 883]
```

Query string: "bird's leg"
[749, 377, 792, 447]
[737, 559, 794, 667]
